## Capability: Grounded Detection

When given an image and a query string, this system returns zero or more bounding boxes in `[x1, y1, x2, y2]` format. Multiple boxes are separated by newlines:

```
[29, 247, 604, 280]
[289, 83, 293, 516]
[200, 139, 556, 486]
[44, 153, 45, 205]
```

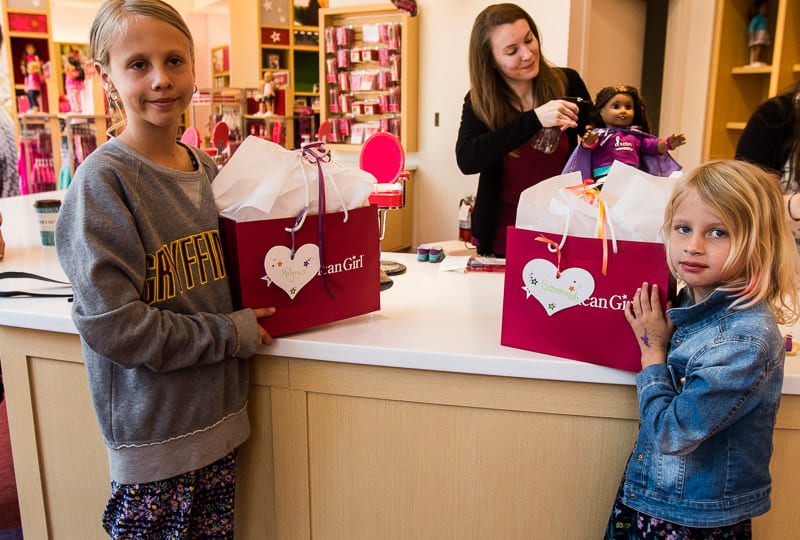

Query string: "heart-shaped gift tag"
[522, 258, 594, 316]
[263, 243, 321, 299]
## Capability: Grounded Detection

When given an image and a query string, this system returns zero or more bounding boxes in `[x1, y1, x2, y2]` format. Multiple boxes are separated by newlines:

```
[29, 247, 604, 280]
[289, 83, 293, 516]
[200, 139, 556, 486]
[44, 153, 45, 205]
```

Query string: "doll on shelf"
[23, 59, 44, 113]
[562, 85, 685, 181]
[748, 0, 770, 66]
[64, 47, 86, 113]
[20, 43, 43, 113]
[257, 71, 276, 116]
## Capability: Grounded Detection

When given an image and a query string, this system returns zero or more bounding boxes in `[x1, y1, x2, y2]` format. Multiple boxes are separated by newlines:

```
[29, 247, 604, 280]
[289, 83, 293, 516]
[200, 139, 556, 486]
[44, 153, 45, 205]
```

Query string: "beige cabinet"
[318, 4, 418, 152]
[703, 0, 800, 161]
[3, 326, 800, 539]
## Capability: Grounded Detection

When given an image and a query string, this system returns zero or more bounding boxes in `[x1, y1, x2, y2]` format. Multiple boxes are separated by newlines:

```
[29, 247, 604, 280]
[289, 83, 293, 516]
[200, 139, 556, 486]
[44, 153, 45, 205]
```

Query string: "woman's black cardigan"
[455, 67, 590, 255]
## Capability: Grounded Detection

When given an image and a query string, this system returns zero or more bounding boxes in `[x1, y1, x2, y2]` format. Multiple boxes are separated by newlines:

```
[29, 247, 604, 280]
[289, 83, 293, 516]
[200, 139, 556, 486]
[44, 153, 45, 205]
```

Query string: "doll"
[23, 58, 43, 113]
[19, 43, 43, 112]
[563, 85, 685, 181]
[257, 71, 275, 115]
[748, 1, 770, 66]
[64, 47, 85, 113]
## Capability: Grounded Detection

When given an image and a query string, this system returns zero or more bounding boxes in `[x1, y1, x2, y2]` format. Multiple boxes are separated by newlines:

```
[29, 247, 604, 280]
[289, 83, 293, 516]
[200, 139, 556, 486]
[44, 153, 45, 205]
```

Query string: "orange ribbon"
[534, 235, 562, 278]
[563, 183, 611, 275]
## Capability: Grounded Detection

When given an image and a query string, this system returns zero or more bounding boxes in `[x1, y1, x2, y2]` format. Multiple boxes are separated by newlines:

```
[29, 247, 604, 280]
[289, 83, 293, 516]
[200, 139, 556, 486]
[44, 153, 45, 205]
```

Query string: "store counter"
[1, 193, 799, 538]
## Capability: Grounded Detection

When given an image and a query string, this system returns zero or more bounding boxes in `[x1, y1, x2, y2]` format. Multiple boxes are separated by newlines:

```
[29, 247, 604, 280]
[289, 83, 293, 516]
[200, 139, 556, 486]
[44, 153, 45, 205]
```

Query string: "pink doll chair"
[180, 126, 201, 147]
[360, 131, 407, 279]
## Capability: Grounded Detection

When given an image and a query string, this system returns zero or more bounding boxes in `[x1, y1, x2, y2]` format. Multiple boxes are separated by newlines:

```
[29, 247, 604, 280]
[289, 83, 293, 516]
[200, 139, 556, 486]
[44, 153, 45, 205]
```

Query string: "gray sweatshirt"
[55, 138, 259, 484]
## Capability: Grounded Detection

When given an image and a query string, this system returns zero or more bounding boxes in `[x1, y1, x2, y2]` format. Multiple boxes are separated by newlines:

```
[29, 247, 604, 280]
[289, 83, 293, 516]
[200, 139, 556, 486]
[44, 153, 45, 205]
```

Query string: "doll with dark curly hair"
[564, 85, 685, 181]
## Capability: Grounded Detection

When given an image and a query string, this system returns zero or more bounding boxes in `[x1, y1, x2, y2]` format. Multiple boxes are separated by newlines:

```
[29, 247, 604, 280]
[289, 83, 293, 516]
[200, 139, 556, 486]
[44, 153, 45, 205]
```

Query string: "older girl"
[55, 1, 274, 537]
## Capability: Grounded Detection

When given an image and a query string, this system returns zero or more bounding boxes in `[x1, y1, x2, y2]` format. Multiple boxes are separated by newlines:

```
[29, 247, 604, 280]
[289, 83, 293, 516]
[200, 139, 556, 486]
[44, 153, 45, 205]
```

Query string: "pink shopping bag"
[220, 204, 381, 337]
[501, 226, 673, 372]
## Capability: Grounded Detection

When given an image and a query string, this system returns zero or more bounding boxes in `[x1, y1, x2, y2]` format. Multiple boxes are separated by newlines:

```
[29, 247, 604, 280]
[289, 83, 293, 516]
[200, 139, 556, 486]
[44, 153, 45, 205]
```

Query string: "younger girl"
[606, 160, 799, 538]
[564, 85, 685, 180]
[55, 0, 274, 537]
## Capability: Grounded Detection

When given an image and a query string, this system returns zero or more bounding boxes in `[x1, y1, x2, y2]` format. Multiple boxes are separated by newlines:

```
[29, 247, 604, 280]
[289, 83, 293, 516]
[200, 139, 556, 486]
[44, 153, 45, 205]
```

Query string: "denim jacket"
[621, 288, 785, 528]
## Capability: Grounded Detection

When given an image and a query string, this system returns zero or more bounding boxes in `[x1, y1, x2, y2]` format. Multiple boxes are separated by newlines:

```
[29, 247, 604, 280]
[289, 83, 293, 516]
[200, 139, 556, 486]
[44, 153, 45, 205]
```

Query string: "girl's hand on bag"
[623, 282, 673, 369]
[534, 99, 579, 130]
[253, 307, 276, 346]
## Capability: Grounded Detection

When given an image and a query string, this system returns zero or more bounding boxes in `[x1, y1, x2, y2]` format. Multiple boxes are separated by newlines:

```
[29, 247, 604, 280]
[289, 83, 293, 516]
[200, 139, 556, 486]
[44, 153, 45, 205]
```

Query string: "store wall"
[45, 0, 714, 248]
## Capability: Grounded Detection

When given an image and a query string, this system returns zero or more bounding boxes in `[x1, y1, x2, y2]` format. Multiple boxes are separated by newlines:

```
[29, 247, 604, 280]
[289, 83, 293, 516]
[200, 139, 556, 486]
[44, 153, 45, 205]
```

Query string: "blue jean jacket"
[621, 288, 785, 528]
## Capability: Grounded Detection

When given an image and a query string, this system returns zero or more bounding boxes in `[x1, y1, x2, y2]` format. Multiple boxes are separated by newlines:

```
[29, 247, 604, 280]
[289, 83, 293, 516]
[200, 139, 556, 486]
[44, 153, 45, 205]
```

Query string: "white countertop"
[2, 192, 799, 392]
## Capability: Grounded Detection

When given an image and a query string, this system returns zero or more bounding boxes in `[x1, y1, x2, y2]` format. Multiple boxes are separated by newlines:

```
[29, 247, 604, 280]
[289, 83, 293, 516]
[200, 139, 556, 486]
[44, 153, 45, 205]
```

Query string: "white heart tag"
[522, 258, 595, 316]
[263, 243, 321, 299]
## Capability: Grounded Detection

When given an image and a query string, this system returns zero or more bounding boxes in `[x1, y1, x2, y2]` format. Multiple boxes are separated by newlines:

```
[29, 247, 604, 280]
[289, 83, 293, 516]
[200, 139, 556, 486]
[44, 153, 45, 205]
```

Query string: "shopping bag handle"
[285, 141, 349, 235]
[0, 271, 73, 298]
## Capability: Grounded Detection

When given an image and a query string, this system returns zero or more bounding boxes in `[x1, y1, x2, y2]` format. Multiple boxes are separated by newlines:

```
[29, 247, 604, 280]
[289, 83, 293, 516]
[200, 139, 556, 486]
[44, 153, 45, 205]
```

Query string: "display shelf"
[318, 4, 418, 153]
[17, 113, 58, 194]
[59, 113, 108, 181]
[258, 0, 321, 148]
[4, 1, 62, 176]
[243, 114, 289, 146]
[187, 87, 254, 161]
[703, 0, 800, 161]
[211, 45, 231, 88]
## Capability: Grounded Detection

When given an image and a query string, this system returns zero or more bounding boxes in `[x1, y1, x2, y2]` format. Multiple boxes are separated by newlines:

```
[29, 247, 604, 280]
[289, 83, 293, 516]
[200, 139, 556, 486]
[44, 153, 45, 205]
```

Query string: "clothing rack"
[17, 114, 57, 194]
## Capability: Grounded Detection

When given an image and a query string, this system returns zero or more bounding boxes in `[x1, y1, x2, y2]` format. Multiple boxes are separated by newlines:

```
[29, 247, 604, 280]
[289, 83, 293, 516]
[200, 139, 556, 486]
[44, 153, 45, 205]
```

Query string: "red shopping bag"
[501, 226, 673, 372]
[220, 204, 381, 337]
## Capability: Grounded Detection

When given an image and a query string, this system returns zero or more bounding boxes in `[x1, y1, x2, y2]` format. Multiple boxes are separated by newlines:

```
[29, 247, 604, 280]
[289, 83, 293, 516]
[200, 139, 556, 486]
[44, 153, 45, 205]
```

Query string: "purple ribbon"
[299, 142, 334, 297]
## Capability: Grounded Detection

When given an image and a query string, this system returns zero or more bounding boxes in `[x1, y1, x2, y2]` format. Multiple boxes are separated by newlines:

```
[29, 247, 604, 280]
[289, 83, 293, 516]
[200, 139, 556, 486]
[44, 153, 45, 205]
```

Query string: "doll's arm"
[658, 132, 686, 154]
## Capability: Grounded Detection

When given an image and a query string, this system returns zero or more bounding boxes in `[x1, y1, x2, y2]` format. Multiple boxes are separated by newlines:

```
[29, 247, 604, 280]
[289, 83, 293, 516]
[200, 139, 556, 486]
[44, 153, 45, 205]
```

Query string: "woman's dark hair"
[588, 85, 652, 134]
[468, 3, 566, 130]
[789, 86, 800, 186]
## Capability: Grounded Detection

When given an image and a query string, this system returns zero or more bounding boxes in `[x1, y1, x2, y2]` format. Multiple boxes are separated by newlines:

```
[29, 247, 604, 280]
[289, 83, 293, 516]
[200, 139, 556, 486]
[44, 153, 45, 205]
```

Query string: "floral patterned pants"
[102, 451, 237, 539]
[605, 480, 752, 540]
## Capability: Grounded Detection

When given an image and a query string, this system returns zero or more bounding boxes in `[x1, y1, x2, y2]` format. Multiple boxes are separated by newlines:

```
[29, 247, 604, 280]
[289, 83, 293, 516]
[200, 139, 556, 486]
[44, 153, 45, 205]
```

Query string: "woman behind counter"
[456, 3, 591, 257]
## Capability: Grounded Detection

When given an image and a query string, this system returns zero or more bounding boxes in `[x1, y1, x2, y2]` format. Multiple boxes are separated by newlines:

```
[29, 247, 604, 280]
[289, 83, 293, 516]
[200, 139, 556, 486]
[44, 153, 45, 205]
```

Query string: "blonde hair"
[89, 0, 195, 135]
[663, 160, 800, 324]
[90, 0, 194, 68]
[468, 3, 566, 130]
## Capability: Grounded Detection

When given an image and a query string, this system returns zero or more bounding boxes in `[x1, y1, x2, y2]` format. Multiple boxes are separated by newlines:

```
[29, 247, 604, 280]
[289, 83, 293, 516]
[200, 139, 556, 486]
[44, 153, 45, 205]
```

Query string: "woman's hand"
[624, 282, 673, 369]
[252, 307, 276, 346]
[534, 99, 579, 130]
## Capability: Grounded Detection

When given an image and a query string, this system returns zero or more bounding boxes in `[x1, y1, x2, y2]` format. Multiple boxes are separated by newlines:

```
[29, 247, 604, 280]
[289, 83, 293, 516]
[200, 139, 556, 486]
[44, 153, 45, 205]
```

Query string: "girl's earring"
[106, 87, 126, 137]
[193, 84, 198, 94]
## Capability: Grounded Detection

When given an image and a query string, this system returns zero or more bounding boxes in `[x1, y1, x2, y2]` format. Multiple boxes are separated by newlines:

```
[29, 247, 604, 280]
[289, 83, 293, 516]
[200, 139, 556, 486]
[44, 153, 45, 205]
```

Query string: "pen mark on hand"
[640, 330, 651, 348]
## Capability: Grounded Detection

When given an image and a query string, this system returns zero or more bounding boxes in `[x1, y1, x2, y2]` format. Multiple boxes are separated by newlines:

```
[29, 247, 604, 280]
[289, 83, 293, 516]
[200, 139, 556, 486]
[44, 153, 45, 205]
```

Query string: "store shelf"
[319, 3, 418, 152]
[704, 0, 800, 161]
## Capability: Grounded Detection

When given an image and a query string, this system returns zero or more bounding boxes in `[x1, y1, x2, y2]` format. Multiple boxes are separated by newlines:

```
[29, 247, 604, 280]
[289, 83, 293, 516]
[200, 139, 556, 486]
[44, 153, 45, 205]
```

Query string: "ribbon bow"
[561, 181, 618, 275]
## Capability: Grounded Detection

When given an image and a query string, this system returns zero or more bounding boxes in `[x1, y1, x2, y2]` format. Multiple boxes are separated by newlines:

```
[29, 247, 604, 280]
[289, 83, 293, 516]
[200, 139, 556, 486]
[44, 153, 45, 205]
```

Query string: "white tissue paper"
[212, 136, 377, 222]
[515, 160, 680, 243]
